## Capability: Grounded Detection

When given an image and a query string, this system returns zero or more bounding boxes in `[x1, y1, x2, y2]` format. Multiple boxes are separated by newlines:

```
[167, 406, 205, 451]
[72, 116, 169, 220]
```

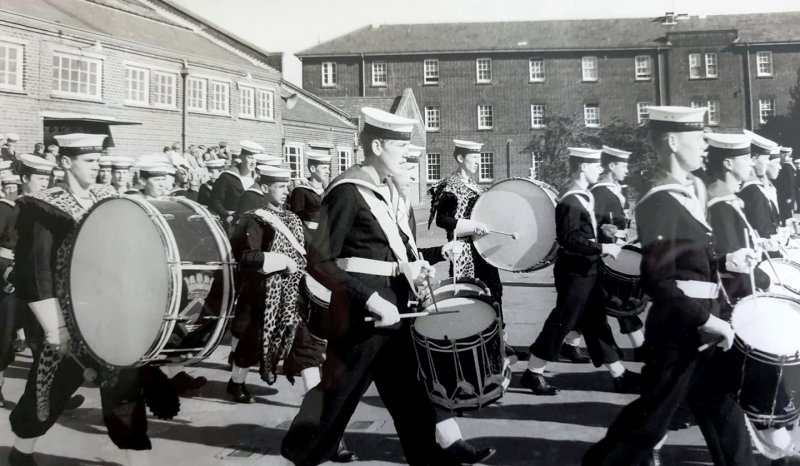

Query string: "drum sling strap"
[560, 189, 598, 239]
[252, 209, 307, 258]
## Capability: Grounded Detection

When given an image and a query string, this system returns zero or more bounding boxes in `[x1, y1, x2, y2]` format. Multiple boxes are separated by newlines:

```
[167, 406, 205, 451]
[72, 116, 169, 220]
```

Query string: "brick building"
[298, 12, 800, 187]
[0, 0, 287, 159]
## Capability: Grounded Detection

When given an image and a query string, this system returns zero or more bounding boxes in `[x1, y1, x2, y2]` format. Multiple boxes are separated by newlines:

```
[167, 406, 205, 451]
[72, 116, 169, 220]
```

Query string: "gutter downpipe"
[506, 139, 512, 179]
[361, 53, 366, 97]
[180, 59, 189, 153]
[743, 44, 754, 130]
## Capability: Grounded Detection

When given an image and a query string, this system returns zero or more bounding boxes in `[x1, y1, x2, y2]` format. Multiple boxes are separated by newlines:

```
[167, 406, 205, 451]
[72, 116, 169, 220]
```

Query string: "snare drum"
[304, 273, 331, 325]
[757, 258, 800, 297]
[57, 197, 235, 368]
[729, 294, 800, 428]
[601, 245, 649, 317]
[411, 278, 509, 411]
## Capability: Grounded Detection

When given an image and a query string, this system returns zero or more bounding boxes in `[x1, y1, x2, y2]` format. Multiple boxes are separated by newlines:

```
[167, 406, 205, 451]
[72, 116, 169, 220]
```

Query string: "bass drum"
[471, 178, 558, 272]
[57, 196, 235, 368]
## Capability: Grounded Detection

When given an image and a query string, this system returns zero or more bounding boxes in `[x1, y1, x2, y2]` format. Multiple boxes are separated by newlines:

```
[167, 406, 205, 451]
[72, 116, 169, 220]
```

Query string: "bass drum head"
[471, 178, 556, 272]
[69, 198, 171, 367]
[732, 294, 800, 358]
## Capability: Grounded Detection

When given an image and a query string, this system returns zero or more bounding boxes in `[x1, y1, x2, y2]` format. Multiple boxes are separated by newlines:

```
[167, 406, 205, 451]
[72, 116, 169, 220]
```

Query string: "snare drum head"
[69, 198, 172, 366]
[758, 259, 800, 296]
[414, 292, 496, 340]
[603, 247, 642, 276]
[472, 178, 557, 272]
[732, 295, 800, 357]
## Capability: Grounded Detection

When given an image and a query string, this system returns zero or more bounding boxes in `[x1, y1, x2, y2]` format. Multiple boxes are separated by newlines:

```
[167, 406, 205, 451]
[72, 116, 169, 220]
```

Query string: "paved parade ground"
[0, 205, 776, 466]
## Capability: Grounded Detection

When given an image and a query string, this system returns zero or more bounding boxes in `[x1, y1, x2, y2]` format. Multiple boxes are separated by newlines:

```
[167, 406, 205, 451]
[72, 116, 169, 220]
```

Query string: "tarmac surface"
[0, 204, 781, 465]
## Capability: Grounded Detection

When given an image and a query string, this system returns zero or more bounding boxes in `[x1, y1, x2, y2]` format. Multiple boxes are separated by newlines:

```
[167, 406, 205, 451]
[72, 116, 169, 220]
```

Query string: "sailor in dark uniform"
[583, 106, 758, 466]
[208, 140, 261, 232]
[126, 160, 174, 198]
[110, 156, 134, 195]
[232, 153, 282, 223]
[282, 108, 488, 466]
[522, 148, 638, 397]
[795, 152, 800, 214]
[775, 146, 796, 226]
[97, 155, 113, 185]
[591, 145, 646, 357]
[738, 131, 782, 240]
[198, 159, 225, 207]
[287, 150, 331, 244]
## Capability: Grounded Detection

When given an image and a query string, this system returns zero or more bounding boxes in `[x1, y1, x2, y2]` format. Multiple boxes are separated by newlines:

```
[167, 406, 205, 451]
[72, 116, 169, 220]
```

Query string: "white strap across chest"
[252, 209, 306, 257]
[561, 189, 597, 239]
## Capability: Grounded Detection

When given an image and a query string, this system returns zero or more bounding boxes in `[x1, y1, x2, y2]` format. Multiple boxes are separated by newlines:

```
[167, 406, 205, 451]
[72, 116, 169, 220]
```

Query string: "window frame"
[636, 101, 651, 126]
[477, 104, 493, 130]
[531, 151, 543, 180]
[479, 152, 494, 182]
[239, 85, 255, 118]
[426, 153, 442, 183]
[51, 51, 103, 101]
[284, 143, 304, 180]
[529, 58, 545, 82]
[0, 40, 25, 93]
[186, 76, 207, 112]
[255, 88, 275, 121]
[476, 58, 492, 84]
[530, 104, 545, 128]
[371, 61, 387, 87]
[689, 53, 702, 79]
[581, 56, 598, 82]
[337, 148, 352, 173]
[152, 71, 177, 109]
[634, 55, 652, 80]
[704, 53, 718, 78]
[759, 98, 776, 125]
[756, 51, 774, 77]
[321, 61, 336, 87]
[209, 80, 230, 115]
[124, 65, 149, 106]
[423, 59, 439, 85]
[583, 103, 600, 127]
[707, 100, 720, 126]
[424, 106, 441, 131]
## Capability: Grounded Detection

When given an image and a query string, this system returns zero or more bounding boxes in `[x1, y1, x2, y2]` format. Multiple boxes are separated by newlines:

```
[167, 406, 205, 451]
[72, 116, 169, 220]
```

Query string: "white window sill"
[425, 127, 440, 132]
[635, 76, 652, 81]
[123, 100, 150, 108]
[0, 87, 25, 95]
[50, 91, 103, 103]
[152, 104, 178, 112]
[531, 125, 546, 129]
[188, 108, 208, 114]
[585, 123, 600, 128]
[208, 110, 231, 117]
[529, 79, 545, 83]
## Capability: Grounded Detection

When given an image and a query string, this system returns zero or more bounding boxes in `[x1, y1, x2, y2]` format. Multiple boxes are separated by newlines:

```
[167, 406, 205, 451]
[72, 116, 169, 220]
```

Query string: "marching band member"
[583, 106, 758, 466]
[287, 149, 331, 244]
[739, 131, 782, 241]
[110, 156, 134, 195]
[591, 145, 646, 357]
[233, 153, 282, 223]
[127, 160, 175, 199]
[8, 134, 156, 466]
[775, 146, 796, 226]
[523, 148, 637, 396]
[282, 108, 485, 466]
[208, 140, 261, 231]
[97, 155, 113, 185]
[227, 165, 306, 401]
[198, 158, 225, 207]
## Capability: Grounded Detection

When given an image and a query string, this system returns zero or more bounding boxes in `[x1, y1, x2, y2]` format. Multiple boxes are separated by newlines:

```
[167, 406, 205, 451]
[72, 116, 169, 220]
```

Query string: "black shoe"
[560, 343, 590, 363]
[332, 438, 359, 463]
[172, 371, 207, 394]
[612, 370, 641, 394]
[226, 379, 252, 403]
[9, 447, 38, 466]
[640, 449, 662, 466]
[520, 370, 559, 396]
[440, 439, 496, 465]
[64, 394, 85, 410]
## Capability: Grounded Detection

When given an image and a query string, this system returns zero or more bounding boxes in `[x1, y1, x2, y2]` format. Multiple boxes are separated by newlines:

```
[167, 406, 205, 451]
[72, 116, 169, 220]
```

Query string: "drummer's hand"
[366, 293, 400, 327]
[410, 260, 435, 287]
[441, 241, 464, 261]
[601, 243, 621, 259]
[261, 252, 296, 275]
[601, 224, 618, 239]
[282, 257, 299, 275]
[700, 314, 735, 351]
[726, 248, 759, 273]
[473, 221, 489, 236]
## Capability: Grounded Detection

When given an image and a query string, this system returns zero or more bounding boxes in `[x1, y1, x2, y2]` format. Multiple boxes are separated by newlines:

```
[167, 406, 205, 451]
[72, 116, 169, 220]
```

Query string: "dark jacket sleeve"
[557, 197, 603, 256]
[287, 189, 308, 221]
[209, 176, 231, 220]
[738, 187, 777, 237]
[434, 191, 459, 233]
[776, 165, 796, 223]
[14, 202, 64, 303]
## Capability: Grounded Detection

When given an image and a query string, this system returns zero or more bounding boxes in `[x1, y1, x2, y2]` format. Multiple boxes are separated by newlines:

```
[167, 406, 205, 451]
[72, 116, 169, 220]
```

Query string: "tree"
[759, 66, 800, 151]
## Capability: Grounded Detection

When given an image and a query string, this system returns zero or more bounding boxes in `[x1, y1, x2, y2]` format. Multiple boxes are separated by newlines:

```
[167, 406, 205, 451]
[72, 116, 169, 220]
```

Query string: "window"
[371, 62, 387, 86]
[321, 62, 336, 87]
[581, 56, 598, 81]
[125, 66, 149, 105]
[530, 104, 545, 128]
[477, 105, 493, 129]
[153, 72, 176, 108]
[52, 52, 102, 99]
[284, 144, 303, 179]
[707, 100, 720, 125]
[337, 148, 352, 173]
[0, 41, 24, 92]
[479, 152, 494, 182]
[476, 58, 492, 83]
[239, 86, 254, 118]
[757, 51, 774, 77]
[635, 55, 652, 80]
[584, 103, 600, 127]
[529, 58, 545, 82]
[426, 153, 441, 182]
[689, 53, 702, 79]
[209, 80, 230, 114]
[256, 89, 274, 120]
[423, 59, 439, 85]
[186, 77, 207, 112]
[759, 98, 775, 124]
[424, 106, 440, 131]
[705, 53, 718, 78]
[531, 151, 544, 180]
[637, 102, 651, 125]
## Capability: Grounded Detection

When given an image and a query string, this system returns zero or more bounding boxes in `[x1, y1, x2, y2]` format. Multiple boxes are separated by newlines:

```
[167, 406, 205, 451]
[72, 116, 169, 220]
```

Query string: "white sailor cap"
[780, 146, 793, 155]
[19, 154, 57, 176]
[453, 139, 483, 155]
[306, 150, 332, 164]
[568, 147, 602, 163]
[647, 106, 706, 132]
[769, 145, 782, 160]
[138, 163, 175, 178]
[52, 169, 65, 180]
[0, 160, 13, 171]
[98, 156, 115, 168]
[205, 159, 226, 169]
[743, 130, 778, 156]
[5, 133, 19, 142]
[256, 165, 292, 181]
[601, 146, 631, 164]
[239, 140, 264, 158]
[257, 155, 283, 167]
[361, 107, 416, 140]
[704, 132, 751, 159]
[53, 133, 107, 157]
[111, 156, 134, 169]
[0, 174, 20, 186]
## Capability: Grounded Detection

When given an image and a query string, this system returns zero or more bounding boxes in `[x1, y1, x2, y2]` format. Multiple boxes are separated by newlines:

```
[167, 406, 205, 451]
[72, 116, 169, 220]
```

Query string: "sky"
[171, 0, 800, 84]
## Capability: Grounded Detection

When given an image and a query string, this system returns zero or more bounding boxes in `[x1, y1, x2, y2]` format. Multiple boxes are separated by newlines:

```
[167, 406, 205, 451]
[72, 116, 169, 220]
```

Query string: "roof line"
[281, 80, 357, 128]
[296, 24, 373, 57]
[298, 46, 670, 58]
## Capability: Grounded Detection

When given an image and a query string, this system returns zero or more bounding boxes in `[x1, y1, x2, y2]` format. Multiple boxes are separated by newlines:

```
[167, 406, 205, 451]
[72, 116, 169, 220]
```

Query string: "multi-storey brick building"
[298, 12, 800, 187]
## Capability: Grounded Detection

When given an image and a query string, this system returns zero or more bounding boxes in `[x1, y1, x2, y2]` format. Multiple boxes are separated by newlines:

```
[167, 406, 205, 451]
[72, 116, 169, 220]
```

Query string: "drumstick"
[490, 229, 520, 240]
[698, 336, 725, 352]
[745, 229, 757, 298]
[426, 276, 440, 314]
[364, 310, 459, 322]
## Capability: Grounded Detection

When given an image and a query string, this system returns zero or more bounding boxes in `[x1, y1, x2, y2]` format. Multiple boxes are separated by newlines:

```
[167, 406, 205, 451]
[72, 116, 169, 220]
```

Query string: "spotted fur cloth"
[249, 209, 306, 385]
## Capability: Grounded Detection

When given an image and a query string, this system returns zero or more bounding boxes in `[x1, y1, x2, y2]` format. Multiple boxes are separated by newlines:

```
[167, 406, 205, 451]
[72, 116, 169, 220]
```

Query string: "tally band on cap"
[240, 149, 261, 157]
[706, 146, 751, 159]
[140, 169, 172, 177]
[363, 123, 412, 141]
[60, 146, 103, 157]
[572, 155, 601, 164]
[601, 152, 629, 164]
[751, 145, 772, 156]
[648, 120, 705, 132]
[769, 152, 781, 160]
[780, 147, 793, 153]
[258, 175, 290, 184]
[20, 166, 54, 177]
[453, 147, 481, 158]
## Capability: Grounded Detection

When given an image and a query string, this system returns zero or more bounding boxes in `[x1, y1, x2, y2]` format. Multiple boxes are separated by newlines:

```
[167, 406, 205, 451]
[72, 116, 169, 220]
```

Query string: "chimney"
[663, 11, 677, 25]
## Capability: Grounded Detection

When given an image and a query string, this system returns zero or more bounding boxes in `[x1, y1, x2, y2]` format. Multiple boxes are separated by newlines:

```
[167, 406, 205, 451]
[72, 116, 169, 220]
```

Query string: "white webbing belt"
[336, 257, 400, 277]
[0, 247, 13, 260]
[675, 280, 719, 299]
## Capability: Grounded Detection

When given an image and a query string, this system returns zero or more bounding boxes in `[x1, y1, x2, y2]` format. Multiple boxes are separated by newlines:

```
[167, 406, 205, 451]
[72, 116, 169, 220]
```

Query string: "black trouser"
[10, 313, 150, 450]
[281, 326, 439, 466]
[0, 292, 23, 371]
[583, 336, 755, 466]
[529, 259, 621, 366]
